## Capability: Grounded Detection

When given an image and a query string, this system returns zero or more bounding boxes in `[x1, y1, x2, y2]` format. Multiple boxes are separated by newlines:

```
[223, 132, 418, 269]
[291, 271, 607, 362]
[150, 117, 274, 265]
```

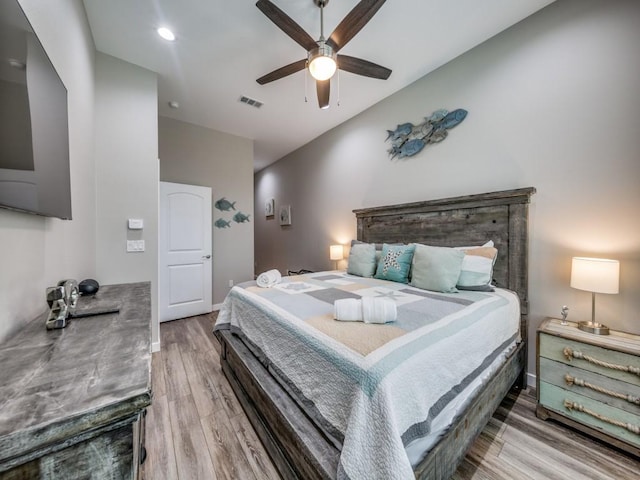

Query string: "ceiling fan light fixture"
[308, 43, 337, 81]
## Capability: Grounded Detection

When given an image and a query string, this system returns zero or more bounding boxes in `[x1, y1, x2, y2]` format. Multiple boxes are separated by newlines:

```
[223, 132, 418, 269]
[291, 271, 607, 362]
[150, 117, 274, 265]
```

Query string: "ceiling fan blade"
[327, 0, 386, 52]
[337, 55, 391, 80]
[257, 59, 307, 85]
[256, 0, 318, 51]
[316, 79, 330, 109]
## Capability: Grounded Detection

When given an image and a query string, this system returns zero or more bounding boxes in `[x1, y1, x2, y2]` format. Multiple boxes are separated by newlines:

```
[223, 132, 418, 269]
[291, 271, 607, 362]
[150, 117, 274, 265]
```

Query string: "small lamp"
[330, 245, 344, 270]
[570, 257, 619, 335]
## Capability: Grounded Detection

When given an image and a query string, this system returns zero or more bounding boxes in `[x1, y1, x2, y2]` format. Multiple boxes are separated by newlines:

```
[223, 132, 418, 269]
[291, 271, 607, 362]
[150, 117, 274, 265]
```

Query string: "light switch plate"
[126, 240, 145, 252]
[128, 218, 144, 230]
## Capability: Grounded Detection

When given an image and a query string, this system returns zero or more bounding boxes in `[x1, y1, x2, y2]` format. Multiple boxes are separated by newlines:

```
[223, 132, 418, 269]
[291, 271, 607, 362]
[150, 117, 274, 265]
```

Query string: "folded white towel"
[361, 297, 397, 324]
[333, 298, 363, 321]
[334, 298, 397, 324]
[256, 269, 282, 288]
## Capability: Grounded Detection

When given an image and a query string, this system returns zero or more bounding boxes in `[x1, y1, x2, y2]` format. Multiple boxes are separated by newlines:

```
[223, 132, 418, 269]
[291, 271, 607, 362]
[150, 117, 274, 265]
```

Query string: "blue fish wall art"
[214, 197, 236, 211]
[214, 218, 231, 229]
[385, 108, 468, 159]
[232, 211, 251, 223]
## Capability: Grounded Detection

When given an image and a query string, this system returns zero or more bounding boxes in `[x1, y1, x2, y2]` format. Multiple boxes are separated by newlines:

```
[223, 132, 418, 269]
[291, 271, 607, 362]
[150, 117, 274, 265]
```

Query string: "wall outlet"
[228, 279, 234, 287]
[126, 240, 145, 252]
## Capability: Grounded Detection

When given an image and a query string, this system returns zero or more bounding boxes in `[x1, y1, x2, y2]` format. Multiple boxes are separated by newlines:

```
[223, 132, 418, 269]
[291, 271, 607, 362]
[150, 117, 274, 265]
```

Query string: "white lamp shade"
[330, 245, 344, 261]
[570, 257, 619, 294]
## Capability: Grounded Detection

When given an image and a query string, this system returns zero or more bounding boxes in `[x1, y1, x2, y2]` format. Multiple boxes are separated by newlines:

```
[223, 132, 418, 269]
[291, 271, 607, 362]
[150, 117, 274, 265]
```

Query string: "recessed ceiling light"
[157, 27, 175, 41]
[168, 101, 179, 109]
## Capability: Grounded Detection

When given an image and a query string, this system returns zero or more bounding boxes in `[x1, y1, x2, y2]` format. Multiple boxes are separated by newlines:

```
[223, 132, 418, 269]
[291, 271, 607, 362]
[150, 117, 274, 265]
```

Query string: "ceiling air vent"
[239, 96, 263, 109]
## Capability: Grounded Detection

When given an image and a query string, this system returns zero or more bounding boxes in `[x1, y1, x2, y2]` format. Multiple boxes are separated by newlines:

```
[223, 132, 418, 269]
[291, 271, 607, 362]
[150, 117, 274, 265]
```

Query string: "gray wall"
[95, 53, 159, 347]
[0, 0, 96, 343]
[0, 2, 162, 351]
[159, 116, 254, 305]
[254, 0, 640, 382]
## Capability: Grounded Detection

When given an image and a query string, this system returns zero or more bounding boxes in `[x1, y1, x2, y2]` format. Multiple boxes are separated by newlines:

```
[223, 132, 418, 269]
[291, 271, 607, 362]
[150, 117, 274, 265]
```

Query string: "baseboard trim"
[527, 372, 536, 388]
[212, 303, 223, 311]
[152, 341, 161, 353]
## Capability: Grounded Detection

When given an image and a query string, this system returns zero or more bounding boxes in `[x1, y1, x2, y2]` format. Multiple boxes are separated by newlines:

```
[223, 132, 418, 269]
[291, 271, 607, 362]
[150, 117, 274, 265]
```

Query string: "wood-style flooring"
[142, 314, 640, 480]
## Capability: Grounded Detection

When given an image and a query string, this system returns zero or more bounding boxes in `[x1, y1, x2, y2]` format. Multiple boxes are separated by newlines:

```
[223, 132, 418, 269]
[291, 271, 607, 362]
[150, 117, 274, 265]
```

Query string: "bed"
[214, 187, 535, 479]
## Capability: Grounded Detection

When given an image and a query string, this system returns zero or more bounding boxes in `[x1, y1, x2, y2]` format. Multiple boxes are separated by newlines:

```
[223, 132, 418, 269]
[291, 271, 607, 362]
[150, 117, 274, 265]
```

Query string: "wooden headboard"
[353, 187, 536, 318]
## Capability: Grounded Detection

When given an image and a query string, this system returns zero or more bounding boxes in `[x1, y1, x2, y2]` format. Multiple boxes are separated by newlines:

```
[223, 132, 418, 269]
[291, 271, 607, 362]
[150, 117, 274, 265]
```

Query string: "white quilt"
[215, 272, 520, 479]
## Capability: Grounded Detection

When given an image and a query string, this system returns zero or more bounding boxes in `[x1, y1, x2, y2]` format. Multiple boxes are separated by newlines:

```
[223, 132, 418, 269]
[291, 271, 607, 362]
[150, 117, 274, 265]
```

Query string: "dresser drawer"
[539, 332, 640, 387]
[539, 357, 640, 413]
[539, 381, 640, 448]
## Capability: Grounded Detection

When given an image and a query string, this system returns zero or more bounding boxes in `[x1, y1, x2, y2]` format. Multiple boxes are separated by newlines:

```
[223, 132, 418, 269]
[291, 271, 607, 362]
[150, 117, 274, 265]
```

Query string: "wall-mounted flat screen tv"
[0, 0, 72, 219]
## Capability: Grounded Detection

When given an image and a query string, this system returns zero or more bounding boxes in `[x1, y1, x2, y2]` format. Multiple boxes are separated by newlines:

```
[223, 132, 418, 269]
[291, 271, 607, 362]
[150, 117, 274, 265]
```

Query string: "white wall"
[158, 116, 254, 304]
[94, 53, 159, 347]
[0, 0, 95, 343]
[255, 0, 640, 378]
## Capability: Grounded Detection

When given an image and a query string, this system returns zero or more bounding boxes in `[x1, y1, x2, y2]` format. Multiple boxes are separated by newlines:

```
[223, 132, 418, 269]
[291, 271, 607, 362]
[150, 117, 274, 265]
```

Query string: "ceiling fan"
[256, 0, 392, 109]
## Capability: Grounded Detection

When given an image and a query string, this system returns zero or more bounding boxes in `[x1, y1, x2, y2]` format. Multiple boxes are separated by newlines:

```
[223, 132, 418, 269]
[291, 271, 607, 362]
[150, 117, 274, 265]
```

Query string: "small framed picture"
[265, 198, 274, 217]
[279, 205, 291, 226]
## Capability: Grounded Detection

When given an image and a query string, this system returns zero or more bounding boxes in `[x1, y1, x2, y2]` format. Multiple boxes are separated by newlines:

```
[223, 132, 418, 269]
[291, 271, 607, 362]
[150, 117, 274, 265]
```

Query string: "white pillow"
[456, 242, 498, 291]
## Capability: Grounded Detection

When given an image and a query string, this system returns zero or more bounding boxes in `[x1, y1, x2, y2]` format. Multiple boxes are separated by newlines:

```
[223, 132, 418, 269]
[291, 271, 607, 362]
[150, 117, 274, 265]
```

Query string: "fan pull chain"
[336, 69, 340, 107]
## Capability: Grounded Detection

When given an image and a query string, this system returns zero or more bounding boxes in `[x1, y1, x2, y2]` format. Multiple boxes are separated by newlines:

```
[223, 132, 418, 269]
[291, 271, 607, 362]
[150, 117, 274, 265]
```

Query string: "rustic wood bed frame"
[216, 187, 536, 479]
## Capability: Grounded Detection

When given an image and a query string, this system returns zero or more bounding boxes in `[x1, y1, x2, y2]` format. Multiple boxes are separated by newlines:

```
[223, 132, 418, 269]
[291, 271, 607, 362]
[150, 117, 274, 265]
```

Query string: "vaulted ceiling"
[83, 0, 555, 170]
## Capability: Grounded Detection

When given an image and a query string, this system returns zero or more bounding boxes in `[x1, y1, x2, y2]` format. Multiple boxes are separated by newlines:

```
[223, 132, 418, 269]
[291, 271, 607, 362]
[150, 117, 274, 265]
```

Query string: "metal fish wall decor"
[214, 197, 236, 212]
[214, 196, 251, 229]
[232, 211, 251, 223]
[214, 218, 231, 229]
[385, 108, 468, 159]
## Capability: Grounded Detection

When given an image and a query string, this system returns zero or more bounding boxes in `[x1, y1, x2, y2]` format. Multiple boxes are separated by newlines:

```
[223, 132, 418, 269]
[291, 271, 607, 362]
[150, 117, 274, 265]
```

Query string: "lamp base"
[577, 321, 610, 335]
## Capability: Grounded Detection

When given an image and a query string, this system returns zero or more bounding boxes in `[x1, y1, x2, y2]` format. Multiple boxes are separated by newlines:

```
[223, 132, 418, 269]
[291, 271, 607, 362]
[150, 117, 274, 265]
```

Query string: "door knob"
[202, 255, 211, 259]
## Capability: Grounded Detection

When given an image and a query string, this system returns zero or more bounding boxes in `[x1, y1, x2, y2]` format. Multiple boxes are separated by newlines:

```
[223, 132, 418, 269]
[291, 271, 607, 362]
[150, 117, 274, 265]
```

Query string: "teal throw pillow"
[410, 244, 465, 293]
[347, 243, 377, 277]
[374, 244, 415, 284]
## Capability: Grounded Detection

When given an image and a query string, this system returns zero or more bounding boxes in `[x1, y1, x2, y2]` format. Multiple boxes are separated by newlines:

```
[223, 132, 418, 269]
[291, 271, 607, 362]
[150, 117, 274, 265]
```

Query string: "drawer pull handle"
[565, 374, 640, 405]
[563, 347, 640, 376]
[563, 399, 640, 435]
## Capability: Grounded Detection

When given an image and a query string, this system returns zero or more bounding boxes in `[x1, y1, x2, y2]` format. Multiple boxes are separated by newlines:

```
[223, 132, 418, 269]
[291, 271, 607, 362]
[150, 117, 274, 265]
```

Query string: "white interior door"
[159, 182, 212, 322]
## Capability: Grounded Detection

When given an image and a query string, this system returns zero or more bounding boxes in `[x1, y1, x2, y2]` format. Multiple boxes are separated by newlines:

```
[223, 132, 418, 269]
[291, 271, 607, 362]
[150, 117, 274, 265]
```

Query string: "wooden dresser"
[0, 282, 152, 479]
[537, 318, 640, 456]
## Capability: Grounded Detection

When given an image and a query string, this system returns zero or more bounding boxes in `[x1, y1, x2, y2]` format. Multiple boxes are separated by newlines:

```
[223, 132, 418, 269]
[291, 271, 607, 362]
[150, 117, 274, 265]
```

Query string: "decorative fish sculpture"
[385, 123, 414, 142]
[397, 139, 426, 158]
[427, 128, 448, 144]
[214, 218, 231, 229]
[389, 139, 426, 159]
[439, 109, 467, 129]
[417, 122, 434, 138]
[425, 109, 448, 123]
[385, 108, 467, 159]
[232, 211, 251, 223]
[214, 197, 236, 212]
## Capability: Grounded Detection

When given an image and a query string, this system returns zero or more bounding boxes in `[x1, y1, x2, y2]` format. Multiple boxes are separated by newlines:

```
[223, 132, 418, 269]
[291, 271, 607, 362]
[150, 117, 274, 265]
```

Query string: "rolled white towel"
[334, 298, 397, 324]
[256, 269, 282, 288]
[362, 297, 397, 324]
[334, 298, 363, 322]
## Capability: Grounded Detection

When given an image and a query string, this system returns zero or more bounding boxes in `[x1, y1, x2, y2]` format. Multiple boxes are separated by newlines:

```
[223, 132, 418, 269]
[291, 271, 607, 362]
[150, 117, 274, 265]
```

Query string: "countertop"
[0, 282, 152, 467]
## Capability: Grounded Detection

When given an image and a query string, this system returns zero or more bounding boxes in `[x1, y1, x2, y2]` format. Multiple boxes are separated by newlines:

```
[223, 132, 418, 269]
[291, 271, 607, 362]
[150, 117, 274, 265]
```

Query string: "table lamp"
[570, 257, 619, 335]
[330, 245, 344, 270]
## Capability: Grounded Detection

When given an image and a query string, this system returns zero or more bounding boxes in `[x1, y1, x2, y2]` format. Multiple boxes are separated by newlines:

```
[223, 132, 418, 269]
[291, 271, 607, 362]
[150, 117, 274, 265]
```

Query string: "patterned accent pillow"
[410, 244, 465, 293]
[374, 244, 416, 284]
[346, 243, 377, 277]
[456, 245, 498, 291]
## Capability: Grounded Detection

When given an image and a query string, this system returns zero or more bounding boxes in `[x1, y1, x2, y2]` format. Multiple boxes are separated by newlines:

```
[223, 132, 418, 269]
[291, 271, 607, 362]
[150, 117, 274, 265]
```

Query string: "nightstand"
[537, 318, 640, 457]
